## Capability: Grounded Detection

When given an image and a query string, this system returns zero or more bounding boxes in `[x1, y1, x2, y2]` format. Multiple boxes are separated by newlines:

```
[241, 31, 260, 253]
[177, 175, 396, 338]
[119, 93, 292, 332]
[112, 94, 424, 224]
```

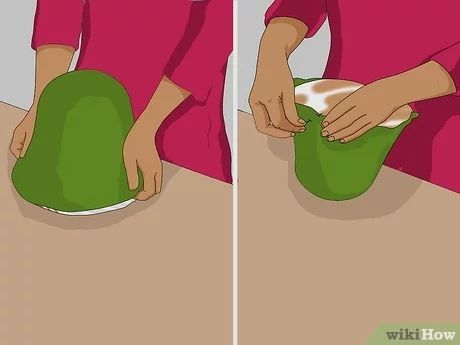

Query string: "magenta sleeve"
[31, 0, 84, 51]
[431, 41, 460, 96]
[166, 0, 232, 103]
[265, 0, 327, 38]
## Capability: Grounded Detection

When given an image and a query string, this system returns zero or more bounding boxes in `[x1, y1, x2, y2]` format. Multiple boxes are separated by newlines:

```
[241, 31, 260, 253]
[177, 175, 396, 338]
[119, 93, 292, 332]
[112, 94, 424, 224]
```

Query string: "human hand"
[10, 104, 38, 159]
[249, 55, 305, 137]
[321, 79, 403, 143]
[249, 18, 308, 138]
[123, 123, 163, 201]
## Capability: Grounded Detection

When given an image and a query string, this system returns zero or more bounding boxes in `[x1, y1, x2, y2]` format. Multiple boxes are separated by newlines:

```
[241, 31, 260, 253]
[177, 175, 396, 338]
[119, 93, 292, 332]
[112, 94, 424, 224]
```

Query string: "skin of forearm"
[260, 19, 456, 108]
[135, 76, 191, 134]
[33, 45, 75, 106]
[380, 61, 457, 106]
[260, 17, 308, 59]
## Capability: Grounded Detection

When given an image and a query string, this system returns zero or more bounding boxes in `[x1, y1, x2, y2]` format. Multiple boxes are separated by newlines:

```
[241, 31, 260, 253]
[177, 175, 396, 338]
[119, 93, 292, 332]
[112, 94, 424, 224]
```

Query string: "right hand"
[10, 105, 37, 159]
[123, 121, 163, 201]
[249, 51, 305, 138]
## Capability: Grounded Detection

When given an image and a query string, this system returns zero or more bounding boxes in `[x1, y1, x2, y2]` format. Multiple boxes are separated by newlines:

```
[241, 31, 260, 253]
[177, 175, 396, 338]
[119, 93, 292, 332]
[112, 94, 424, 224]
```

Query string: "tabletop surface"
[238, 110, 460, 345]
[0, 102, 232, 345]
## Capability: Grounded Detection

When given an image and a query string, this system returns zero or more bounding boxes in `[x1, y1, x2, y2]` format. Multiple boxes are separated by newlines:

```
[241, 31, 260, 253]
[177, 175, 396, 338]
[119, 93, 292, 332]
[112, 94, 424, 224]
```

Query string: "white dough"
[294, 79, 412, 128]
[294, 80, 360, 114]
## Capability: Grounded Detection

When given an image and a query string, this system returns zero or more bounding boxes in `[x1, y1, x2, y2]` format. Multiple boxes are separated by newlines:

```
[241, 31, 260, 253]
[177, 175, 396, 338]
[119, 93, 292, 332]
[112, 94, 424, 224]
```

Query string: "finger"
[135, 191, 155, 201]
[322, 111, 366, 137]
[250, 100, 270, 130]
[123, 157, 139, 190]
[11, 148, 21, 160]
[281, 91, 305, 127]
[264, 99, 283, 127]
[10, 142, 21, 159]
[10, 132, 25, 159]
[19, 133, 33, 158]
[136, 165, 156, 201]
[341, 123, 374, 143]
[264, 125, 295, 138]
[265, 100, 303, 133]
[155, 170, 163, 194]
[283, 90, 305, 127]
[328, 117, 371, 141]
[250, 101, 294, 138]
[322, 99, 355, 127]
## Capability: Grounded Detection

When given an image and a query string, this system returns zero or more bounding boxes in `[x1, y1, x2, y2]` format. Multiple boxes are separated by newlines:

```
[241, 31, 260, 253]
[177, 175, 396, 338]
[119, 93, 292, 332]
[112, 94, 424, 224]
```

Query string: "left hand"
[321, 79, 402, 143]
[123, 123, 163, 201]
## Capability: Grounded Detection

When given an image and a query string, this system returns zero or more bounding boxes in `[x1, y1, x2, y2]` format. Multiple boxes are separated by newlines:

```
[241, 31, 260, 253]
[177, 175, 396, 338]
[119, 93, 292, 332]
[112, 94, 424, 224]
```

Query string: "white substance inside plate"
[40, 198, 136, 216]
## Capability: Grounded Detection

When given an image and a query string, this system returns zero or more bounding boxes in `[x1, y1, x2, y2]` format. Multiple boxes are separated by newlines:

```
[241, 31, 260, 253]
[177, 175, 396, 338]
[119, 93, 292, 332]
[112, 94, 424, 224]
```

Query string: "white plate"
[40, 198, 136, 216]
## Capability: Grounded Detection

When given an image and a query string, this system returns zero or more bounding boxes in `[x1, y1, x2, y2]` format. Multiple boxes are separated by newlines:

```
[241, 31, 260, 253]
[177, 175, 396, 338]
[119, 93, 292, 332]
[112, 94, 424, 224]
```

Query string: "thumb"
[10, 130, 25, 159]
[19, 132, 33, 158]
[124, 156, 139, 190]
[282, 90, 304, 126]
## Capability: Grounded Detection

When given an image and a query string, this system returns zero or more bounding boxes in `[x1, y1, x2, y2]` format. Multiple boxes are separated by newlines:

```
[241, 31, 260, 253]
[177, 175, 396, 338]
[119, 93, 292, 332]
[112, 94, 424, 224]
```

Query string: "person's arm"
[32, 45, 75, 107]
[131, 76, 191, 134]
[265, 0, 327, 39]
[249, 17, 309, 137]
[430, 41, 460, 96]
[165, 0, 232, 103]
[10, 45, 76, 158]
[123, 0, 230, 200]
[10, 0, 83, 159]
[261, 17, 308, 61]
[387, 60, 456, 105]
[31, 0, 83, 104]
[122, 76, 191, 201]
[321, 61, 457, 143]
[134, 0, 230, 137]
[250, 0, 327, 137]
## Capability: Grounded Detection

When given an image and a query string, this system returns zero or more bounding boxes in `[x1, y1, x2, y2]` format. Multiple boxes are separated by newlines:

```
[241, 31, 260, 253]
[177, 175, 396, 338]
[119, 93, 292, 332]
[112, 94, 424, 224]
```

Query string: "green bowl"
[293, 78, 418, 201]
[12, 70, 142, 214]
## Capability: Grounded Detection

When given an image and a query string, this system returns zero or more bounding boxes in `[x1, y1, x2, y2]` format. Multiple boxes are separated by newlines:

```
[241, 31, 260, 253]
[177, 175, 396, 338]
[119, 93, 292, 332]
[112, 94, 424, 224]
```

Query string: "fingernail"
[298, 119, 306, 124]
[298, 127, 305, 132]
[340, 139, 345, 144]
[290, 132, 296, 137]
[327, 136, 335, 142]
[322, 121, 329, 127]
[321, 131, 328, 137]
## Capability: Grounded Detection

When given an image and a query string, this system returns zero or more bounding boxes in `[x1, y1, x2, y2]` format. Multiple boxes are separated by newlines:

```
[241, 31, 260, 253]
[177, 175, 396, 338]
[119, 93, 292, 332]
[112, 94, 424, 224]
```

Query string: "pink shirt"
[267, 0, 460, 193]
[32, 0, 233, 183]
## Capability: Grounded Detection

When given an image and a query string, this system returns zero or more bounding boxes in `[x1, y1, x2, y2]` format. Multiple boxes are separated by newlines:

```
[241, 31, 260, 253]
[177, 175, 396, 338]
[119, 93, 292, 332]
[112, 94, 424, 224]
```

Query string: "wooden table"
[238, 111, 460, 345]
[0, 102, 232, 345]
